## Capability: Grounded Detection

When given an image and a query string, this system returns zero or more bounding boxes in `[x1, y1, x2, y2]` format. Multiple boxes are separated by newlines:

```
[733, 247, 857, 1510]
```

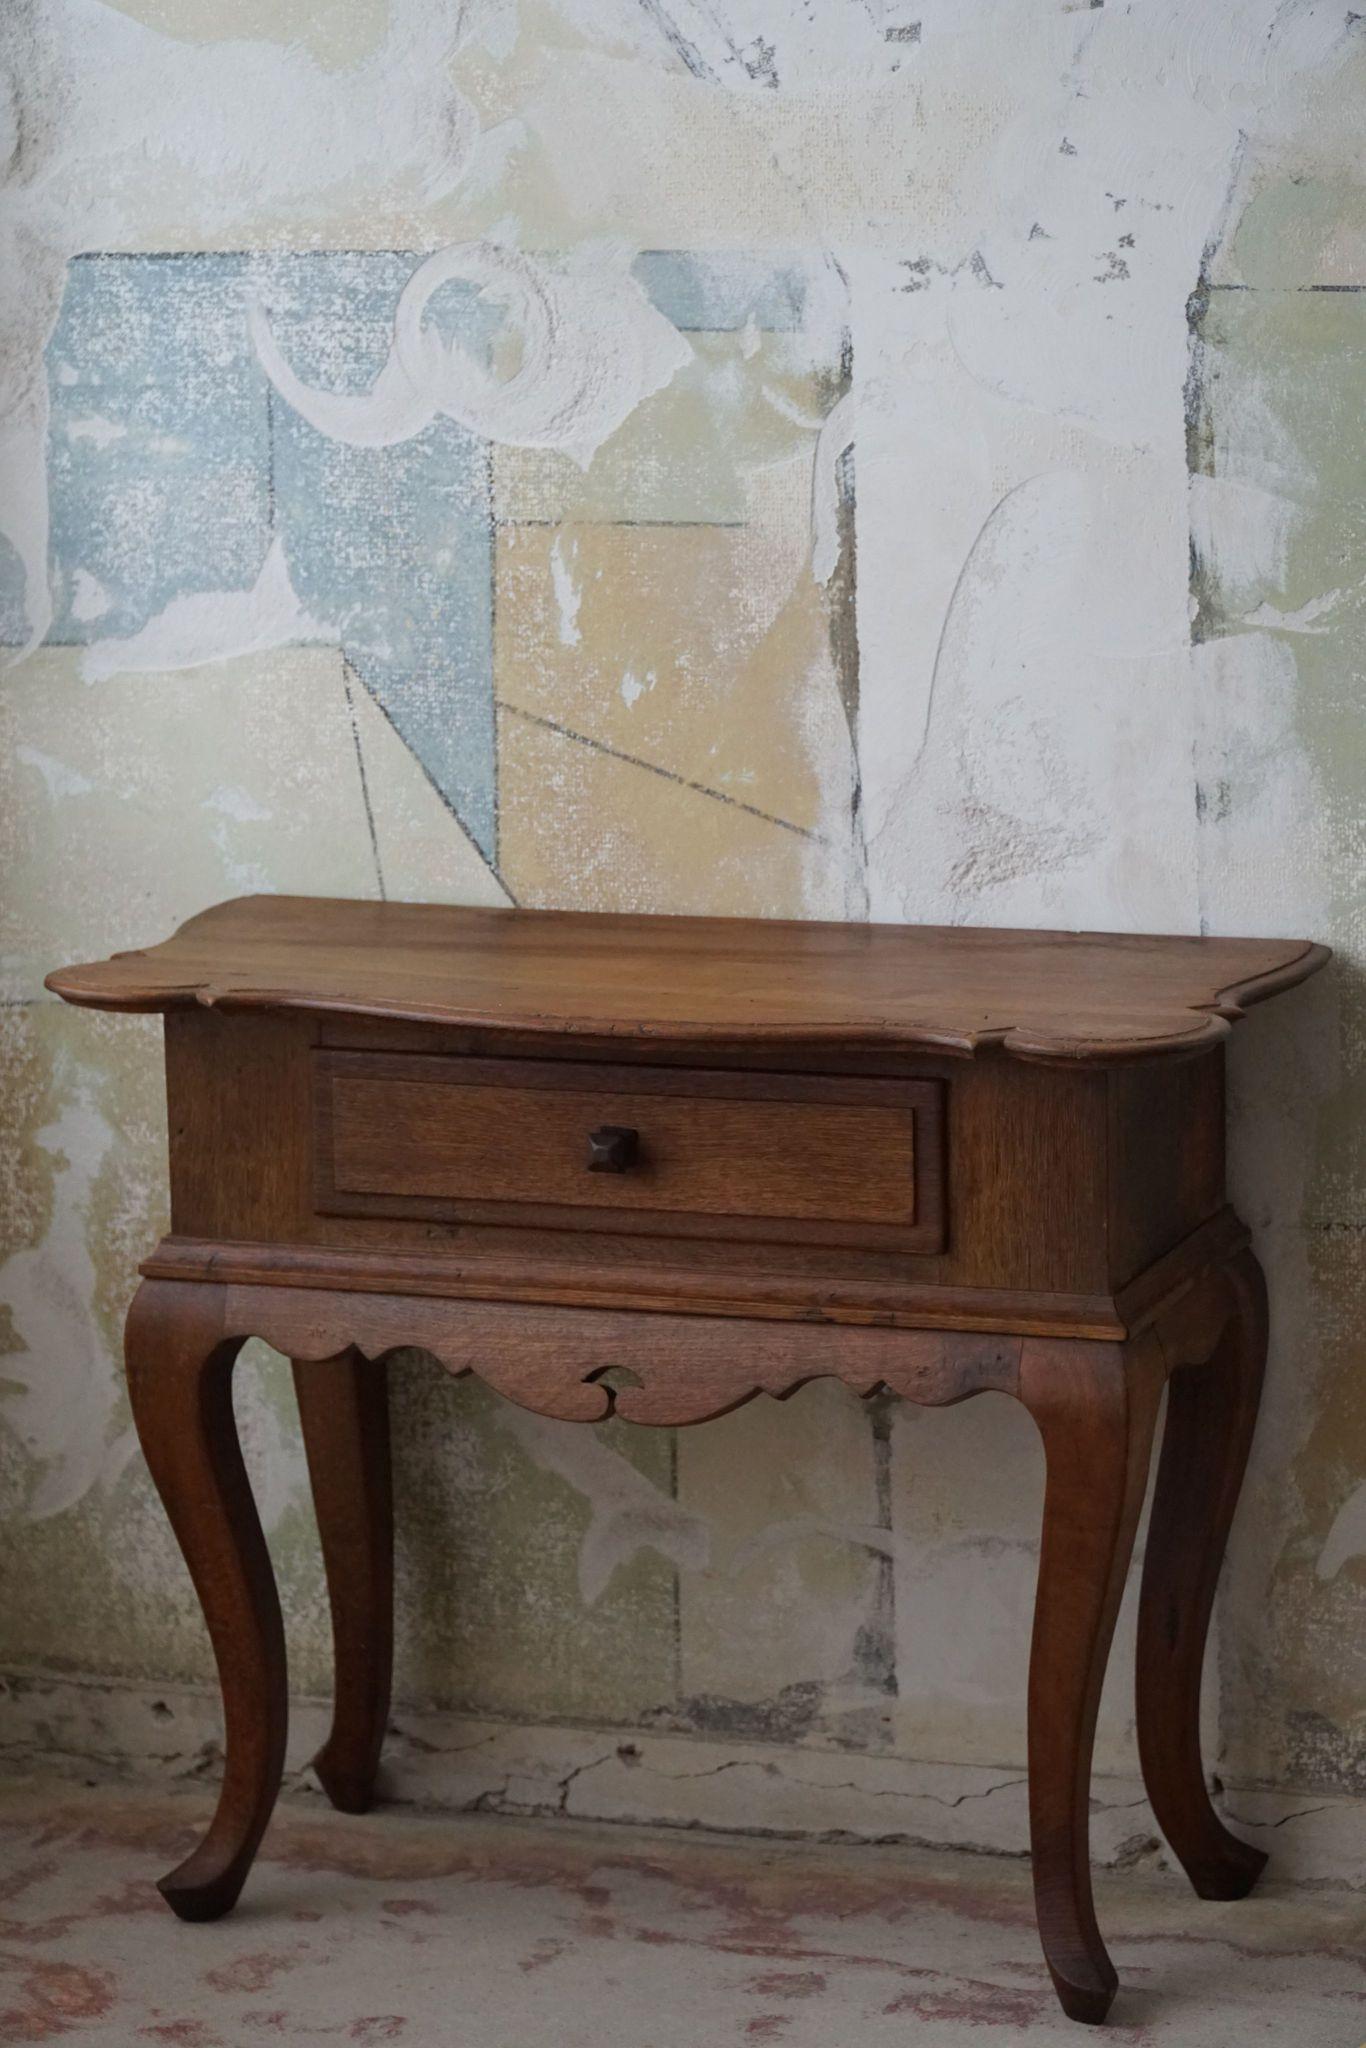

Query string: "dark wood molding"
[164, 1281, 1024, 1427]
[139, 1206, 1247, 1344]
[128, 1235, 1257, 1437]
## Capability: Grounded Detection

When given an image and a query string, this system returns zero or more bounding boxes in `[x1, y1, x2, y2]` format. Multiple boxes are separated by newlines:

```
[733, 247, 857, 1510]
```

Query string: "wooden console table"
[48, 897, 1328, 2026]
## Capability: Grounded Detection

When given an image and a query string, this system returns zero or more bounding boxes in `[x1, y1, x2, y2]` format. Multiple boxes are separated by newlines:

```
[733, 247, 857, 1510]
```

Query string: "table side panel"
[1106, 1052, 1226, 1290]
[165, 1008, 319, 1242]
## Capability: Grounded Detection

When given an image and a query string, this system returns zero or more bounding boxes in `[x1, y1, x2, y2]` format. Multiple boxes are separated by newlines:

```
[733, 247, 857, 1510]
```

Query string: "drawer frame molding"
[312, 1050, 947, 1255]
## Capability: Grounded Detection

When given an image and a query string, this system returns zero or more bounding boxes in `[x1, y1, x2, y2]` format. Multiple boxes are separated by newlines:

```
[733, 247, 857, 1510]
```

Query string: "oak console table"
[48, 897, 1329, 2026]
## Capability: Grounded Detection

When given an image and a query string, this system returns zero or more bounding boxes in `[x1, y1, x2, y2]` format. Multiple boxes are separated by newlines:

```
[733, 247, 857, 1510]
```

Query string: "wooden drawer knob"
[587, 1124, 639, 1173]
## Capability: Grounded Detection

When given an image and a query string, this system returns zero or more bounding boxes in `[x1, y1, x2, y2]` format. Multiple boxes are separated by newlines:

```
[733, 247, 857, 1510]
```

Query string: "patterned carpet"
[1, 1777, 1363, 2045]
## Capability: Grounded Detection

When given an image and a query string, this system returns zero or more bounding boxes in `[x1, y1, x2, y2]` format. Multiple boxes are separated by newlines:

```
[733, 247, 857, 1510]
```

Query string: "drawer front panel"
[314, 1053, 945, 1253]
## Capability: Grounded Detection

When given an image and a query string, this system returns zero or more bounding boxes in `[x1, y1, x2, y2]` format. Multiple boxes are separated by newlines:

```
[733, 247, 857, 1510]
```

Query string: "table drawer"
[314, 1052, 945, 1253]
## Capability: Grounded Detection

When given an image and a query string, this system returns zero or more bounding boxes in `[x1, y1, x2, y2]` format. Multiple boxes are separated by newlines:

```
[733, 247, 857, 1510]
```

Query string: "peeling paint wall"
[1, 1, 1362, 1811]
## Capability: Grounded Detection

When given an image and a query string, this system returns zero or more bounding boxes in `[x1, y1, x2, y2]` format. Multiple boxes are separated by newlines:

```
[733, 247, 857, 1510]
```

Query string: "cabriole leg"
[1019, 1335, 1165, 2025]
[124, 1279, 287, 1920]
[1137, 1248, 1269, 1900]
[293, 1349, 393, 1813]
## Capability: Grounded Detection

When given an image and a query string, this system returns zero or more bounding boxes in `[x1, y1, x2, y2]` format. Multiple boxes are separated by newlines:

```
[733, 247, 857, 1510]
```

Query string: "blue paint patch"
[43, 253, 269, 645]
[261, 253, 496, 861]
[633, 250, 810, 331]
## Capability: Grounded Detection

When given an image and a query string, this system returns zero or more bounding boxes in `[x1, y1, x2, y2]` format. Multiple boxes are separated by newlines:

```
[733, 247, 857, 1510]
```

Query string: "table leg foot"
[158, 1850, 259, 1924]
[125, 1280, 287, 1920]
[294, 1349, 393, 1816]
[1170, 1834, 1268, 1905]
[1047, 1957, 1118, 2028]
[1139, 1247, 1269, 1901]
[1019, 1334, 1165, 2026]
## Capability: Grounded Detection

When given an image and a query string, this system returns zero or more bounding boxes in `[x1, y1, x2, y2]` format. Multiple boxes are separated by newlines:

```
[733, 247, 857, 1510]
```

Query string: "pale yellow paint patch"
[1256, 1227, 1366, 1790]
[0, 646, 502, 1006]
[888, 1382, 1161, 1779]
[889, 1393, 1042, 1770]
[493, 338, 828, 527]
[674, 1381, 885, 1734]
[449, 19, 980, 249]
[0, 1002, 163, 1530]
[99, 0, 389, 67]
[390, 1366, 678, 1724]
[1213, 43, 1366, 288]
[495, 703, 817, 917]
[494, 507, 839, 837]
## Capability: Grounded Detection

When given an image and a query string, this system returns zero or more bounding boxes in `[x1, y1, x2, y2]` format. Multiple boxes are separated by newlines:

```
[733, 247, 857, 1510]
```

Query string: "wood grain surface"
[46, 894, 1328, 1064]
[314, 1051, 944, 1253]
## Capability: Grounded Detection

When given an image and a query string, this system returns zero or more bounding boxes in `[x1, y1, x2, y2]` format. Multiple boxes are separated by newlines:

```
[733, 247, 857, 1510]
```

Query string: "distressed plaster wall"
[1, 0, 1362, 1815]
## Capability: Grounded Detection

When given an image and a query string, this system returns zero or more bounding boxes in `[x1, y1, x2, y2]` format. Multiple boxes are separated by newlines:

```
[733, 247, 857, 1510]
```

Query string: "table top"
[46, 896, 1328, 1065]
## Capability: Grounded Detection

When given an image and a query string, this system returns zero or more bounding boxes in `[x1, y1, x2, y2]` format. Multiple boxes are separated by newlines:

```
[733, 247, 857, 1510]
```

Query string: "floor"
[1, 1779, 1364, 2046]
